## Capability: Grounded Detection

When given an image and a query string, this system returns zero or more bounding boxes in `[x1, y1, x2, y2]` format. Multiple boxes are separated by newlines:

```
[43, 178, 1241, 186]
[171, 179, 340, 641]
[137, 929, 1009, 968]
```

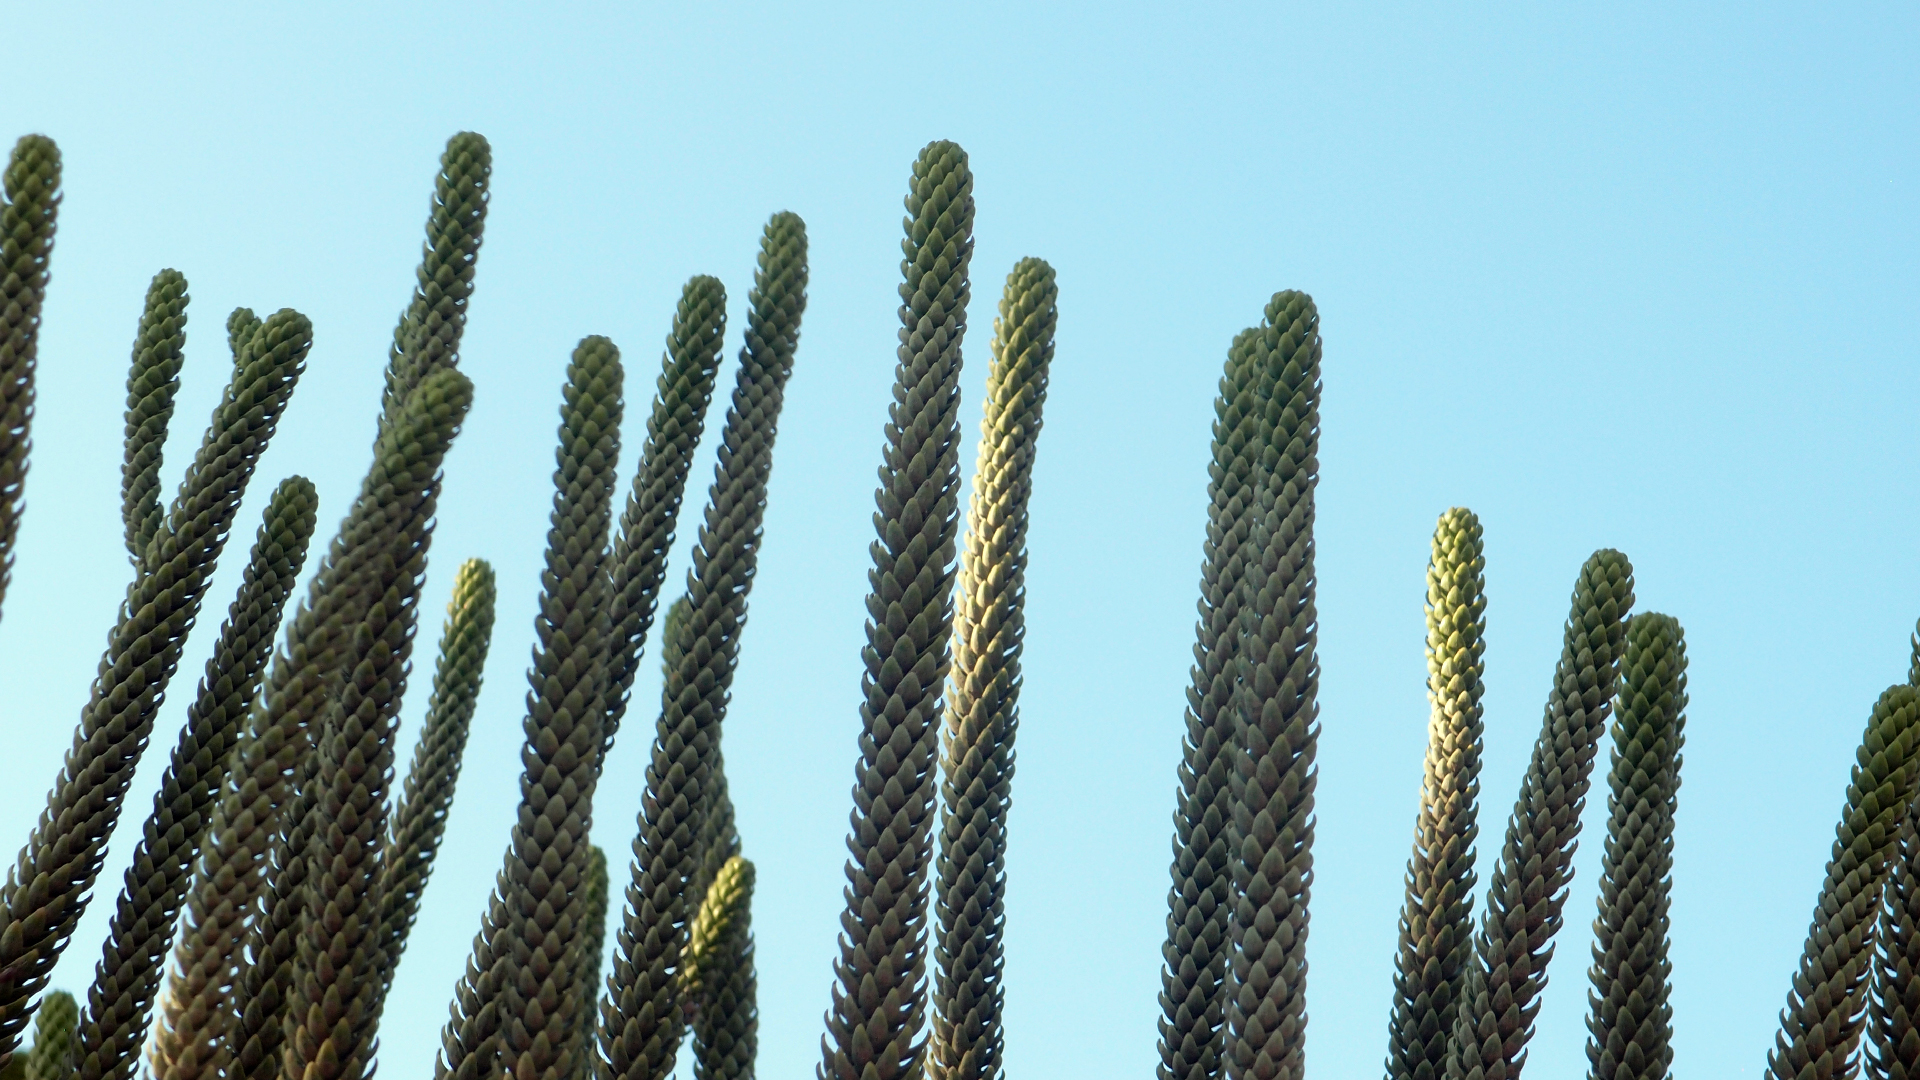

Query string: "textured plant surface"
[1384, 508, 1487, 1080]
[75, 479, 318, 1080]
[1768, 685, 1920, 1080]
[0, 133, 58, 625]
[377, 558, 498, 1011]
[1220, 291, 1322, 1080]
[1868, 800, 1920, 1080]
[1158, 322, 1276, 1080]
[283, 366, 474, 1080]
[595, 282, 730, 776]
[23, 993, 75, 1080]
[1585, 613, 1687, 1080]
[604, 211, 805, 1080]
[0, 309, 310, 1062]
[928, 256, 1055, 1080]
[1445, 548, 1635, 1080]
[120, 269, 189, 567]
[685, 857, 756, 1080]
[380, 132, 491, 435]
[818, 139, 973, 1080]
[440, 338, 622, 1080]
[566, 847, 610, 1080]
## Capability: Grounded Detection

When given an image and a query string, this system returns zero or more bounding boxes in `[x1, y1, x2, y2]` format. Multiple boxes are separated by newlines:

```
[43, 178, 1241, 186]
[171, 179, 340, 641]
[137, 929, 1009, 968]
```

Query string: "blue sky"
[1, 3, 1916, 1077]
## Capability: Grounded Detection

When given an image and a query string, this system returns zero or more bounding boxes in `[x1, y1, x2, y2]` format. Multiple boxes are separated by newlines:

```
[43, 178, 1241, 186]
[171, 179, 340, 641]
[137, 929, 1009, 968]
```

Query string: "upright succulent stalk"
[381, 132, 491, 435]
[1384, 508, 1487, 1080]
[1221, 291, 1322, 1080]
[1445, 549, 1635, 1080]
[0, 311, 310, 1062]
[230, 368, 474, 1080]
[121, 269, 190, 566]
[1159, 323, 1273, 1080]
[817, 140, 973, 1080]
[685, 857, 756, 1080]
[595, 282, 730, 771]
[282, 366, 475, 1080]
[929, 257, 1056, 1080]
[440, 337, 622, 1080]
[566, 847, 610, 1080]
[1585, 613, 1687, 1080]
[0, 134, 58, 623]
[1868, 800, 1920, 1080]
[604, 211, 806, 1080]
[75, 479, 319, 1080]
[24, 994, 75, 1080]
[1769, 686, 1920, 1080]
[377, 558, 499, 1008]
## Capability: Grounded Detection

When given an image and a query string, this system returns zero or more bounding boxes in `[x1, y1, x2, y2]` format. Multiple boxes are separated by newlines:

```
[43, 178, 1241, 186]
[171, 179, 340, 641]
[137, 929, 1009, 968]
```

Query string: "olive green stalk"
[23, 994, 75, 1080]
[0, 134, 59, 624]
[1868, 803, 1920, 1080]
[439, 337, 624, 1080]
[74, 478, 318, 1080]
[226, 368, 473, 1080]
[380, 132, 491, 435]
[685, 857, 756, 1080]
[1383, 508, 1487, 1080]
[1221, 291, 1322, 1080]
[1159, 322, 1276, 1080]
[1585, 613, 1687, 1080]
[376, 558, 499, 1008]
[595, 280, 730, 770]
[929, 257, 1056, 1080]
[1768, 685, 1920, 1080]
[1863, 642, 1920, 1080]
[0, 310, 310, 1063]
[121, 269, 190, 566]
[1445, 548, 1635, 1080]
[566, 847, 610, 1080]
[605, 211, 807, 1080]
[280, 366, 474, 1080]
[818, 140, 973, 1080]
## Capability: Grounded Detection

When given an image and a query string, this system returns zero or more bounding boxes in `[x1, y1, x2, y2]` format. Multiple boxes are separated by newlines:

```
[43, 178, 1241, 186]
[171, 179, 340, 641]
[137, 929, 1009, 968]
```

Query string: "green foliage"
[685, 857, 756, 1080]
[24, 993, 75, 1080]
[819, 139, 974, 1080]
[0, 133, 59, 623]
[929, 256, 1056, 1080]
[0, 308, 310, 1062]
[1586, 613, 1687, 1080]
[1446, 548, 1635, 1080]
[1385, 508, 1488, 1080]
[1768, 685, 1920, 1080]
[120, 269, 190, 566]
[76, 478, 318, 1080]
[605, 210, 806, 1080]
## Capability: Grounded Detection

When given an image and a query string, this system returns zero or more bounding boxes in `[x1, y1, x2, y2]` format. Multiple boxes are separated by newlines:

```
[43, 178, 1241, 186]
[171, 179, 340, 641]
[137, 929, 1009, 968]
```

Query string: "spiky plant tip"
[1585, 611, 1686, 1080]
[1772, 684, 1920, 1080]
[0, 133, 62, 624]
[120, 269, 190, 565]
[820, 138, 972, 1080]
[23, 991, 77, 1080]
[1383, 507, 1486, 1080]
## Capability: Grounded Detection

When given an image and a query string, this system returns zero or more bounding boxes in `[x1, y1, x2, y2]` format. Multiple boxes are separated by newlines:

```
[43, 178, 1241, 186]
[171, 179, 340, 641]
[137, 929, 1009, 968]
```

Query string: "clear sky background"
[1, 3, 1916, 1077]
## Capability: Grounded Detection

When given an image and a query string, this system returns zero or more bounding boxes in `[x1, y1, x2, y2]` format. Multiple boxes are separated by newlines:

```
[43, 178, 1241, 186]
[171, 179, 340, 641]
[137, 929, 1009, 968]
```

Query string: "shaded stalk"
[1445, 549, 1635, 1080]
[1221, 291, 1322, 1080]
[1384, 508, 1487, 1080]
[121, 269, 190, 566]
[0, 310, 310, 1061]
[1158, 320, 1275, 1080]
[604, 211, 806, 1080]
[565, 847, 610, 1080]
[930, 257, 1057, 1080]
[375, 558, 499, 1014]
[0, 134, 58, 624]
[75, 479, 318, 1080]
[1585, 613, 1687, 1080]
[1769, 686, 1920, 1080]
[818, 140, 974, 1080]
